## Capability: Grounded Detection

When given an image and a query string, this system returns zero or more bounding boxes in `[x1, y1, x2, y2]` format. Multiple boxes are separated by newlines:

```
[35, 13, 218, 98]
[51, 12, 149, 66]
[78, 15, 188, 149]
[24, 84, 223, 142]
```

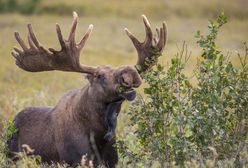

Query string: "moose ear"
[86, 74, 94, 85]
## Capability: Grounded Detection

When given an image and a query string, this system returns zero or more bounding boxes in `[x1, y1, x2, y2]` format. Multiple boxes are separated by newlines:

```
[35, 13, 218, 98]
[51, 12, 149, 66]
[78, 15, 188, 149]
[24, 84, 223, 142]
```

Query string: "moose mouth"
[120, 88, 136, 101]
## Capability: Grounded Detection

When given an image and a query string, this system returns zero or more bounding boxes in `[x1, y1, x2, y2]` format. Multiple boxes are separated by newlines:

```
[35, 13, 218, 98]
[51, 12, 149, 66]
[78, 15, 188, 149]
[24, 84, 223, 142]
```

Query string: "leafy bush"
[0, 120, 17, 155]
[118, 12, 248, 167]
[0, 120, 17, 167]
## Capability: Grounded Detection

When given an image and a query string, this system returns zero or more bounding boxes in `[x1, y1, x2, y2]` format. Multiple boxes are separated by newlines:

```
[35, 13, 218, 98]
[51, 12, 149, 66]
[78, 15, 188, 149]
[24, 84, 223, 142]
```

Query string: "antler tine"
[28, 34, 37, 50]
[54, 23, 66, 51]
[153, 27, 160, 45]
[157, 22, 167, 51]
[142, 14, 153, 44]
[68, 11, 78, 43]
[13, 47, 23, 54]
[14, 32, 28, 52]
[78, 24, 93, 50]
[11, 50, 19, 59]
[124, 28, 141, 50]
[27, 24, 40, 48]
[27, 24, 50, 53]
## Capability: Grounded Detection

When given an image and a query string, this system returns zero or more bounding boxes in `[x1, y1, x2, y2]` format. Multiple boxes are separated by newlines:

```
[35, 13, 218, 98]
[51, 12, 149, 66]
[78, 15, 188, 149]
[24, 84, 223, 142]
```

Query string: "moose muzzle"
[117, 68, 142, 101]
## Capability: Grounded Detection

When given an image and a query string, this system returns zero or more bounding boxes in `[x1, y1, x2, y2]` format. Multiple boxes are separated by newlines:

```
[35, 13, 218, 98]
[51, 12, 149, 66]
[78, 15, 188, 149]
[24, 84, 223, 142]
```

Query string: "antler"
[125, 15, 167, 73]
[11, 12, 96, 74]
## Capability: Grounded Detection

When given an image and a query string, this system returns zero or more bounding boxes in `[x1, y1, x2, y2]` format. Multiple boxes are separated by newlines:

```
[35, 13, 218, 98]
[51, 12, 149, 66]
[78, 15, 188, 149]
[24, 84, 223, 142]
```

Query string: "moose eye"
[96, 74, 105, 80]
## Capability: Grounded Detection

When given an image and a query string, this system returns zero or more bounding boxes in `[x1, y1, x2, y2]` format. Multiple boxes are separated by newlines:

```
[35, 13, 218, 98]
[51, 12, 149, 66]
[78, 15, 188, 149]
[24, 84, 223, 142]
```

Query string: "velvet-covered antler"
[125, 15, 167, 72]
[11, 12, 96, 74]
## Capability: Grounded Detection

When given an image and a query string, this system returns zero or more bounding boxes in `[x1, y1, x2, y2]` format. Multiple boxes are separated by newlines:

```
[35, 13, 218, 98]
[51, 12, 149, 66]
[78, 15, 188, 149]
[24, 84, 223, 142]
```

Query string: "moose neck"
[54, 84, 121, 133]
[73, 85, 110, 131]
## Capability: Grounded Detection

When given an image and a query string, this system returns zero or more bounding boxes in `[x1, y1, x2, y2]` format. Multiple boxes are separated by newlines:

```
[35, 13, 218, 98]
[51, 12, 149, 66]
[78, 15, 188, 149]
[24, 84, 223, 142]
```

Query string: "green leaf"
[225, 63, 233, 73]
[135, 64, 142, 72]
[185, 130, 193, 138]
[167, 139, 173, 148]
[144, 88, 152, 95]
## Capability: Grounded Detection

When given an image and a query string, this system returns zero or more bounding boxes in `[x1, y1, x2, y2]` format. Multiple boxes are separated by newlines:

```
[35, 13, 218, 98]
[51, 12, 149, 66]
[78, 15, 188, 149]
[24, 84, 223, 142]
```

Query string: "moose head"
[9, 12, 167, 167]
[11, 12, 167, 102]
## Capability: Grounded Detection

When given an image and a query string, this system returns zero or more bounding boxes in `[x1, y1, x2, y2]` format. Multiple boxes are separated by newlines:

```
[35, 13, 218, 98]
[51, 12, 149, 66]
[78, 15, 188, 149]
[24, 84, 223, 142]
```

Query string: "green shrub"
[18, 0, 42, 14]
[118, 12, 248, 167]
[0, 119, 18, 167]
[0, 120, 18, 155]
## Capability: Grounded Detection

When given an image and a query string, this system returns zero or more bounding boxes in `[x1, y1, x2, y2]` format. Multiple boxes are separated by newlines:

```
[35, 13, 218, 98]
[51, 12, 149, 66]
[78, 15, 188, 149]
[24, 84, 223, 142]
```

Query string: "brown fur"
[7, 66, 142, 167]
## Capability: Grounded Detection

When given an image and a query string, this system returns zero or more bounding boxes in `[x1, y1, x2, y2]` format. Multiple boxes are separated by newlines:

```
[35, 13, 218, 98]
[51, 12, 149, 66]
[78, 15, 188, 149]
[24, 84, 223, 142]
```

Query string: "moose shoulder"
[7, 12, 167, 167]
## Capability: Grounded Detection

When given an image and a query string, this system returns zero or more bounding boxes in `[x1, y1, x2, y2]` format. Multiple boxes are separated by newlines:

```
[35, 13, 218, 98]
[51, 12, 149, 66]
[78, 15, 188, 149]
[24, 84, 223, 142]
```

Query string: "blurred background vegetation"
[1, 0, 248, 19]
[0, 0, 247, 150]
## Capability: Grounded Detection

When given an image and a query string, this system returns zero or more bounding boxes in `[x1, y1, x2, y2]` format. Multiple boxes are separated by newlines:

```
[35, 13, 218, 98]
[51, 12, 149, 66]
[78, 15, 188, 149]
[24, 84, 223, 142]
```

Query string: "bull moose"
[7, 12, 167, 167]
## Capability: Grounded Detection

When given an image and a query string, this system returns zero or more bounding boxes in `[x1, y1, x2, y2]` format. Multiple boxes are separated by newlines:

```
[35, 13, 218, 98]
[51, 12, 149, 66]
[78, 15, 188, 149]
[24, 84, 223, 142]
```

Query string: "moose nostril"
[123, 81, 130, 87]
[121, 76, 131, 87]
